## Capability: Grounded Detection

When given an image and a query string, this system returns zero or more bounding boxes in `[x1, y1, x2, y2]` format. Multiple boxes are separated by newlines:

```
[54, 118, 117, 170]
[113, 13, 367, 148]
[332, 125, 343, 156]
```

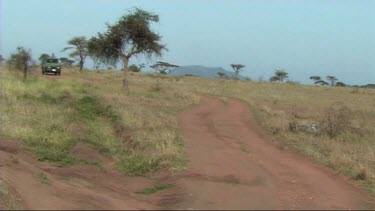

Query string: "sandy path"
[174, 96, 374, 210]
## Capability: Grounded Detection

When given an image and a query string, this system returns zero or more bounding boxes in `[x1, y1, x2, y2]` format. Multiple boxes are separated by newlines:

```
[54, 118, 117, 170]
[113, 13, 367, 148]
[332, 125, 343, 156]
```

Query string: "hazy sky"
[2, 0, 375, 84]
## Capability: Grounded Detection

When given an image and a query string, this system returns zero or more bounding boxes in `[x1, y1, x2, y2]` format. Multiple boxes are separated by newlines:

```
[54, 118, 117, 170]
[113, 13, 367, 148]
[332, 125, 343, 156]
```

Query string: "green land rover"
[42, 58, 61, 75]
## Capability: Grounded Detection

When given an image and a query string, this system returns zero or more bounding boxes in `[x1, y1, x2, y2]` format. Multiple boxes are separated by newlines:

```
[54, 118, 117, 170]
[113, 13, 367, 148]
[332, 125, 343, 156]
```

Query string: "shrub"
[150, 79, 162, 92]
[129, 64, 141, 72]
[321, 102, 351, 138]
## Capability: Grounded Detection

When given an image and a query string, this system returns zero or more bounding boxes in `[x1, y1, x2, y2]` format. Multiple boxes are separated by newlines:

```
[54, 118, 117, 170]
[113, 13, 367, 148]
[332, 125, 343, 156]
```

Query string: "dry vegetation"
[0, 178, 23, 210]
[1, 66, 375, 195]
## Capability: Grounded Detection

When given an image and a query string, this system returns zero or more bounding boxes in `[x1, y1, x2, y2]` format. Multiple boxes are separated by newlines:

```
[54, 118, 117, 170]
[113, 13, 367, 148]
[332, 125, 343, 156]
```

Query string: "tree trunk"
[79, 59, 84, 71]
[79, 62, 83, 71]
[123, 57, 129, 88]
[23, 65, 27, 81]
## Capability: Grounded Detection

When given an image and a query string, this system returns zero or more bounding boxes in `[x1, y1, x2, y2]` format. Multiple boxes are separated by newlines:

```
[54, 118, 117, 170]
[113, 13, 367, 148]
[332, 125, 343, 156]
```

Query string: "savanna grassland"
[1, 66, 375, 198]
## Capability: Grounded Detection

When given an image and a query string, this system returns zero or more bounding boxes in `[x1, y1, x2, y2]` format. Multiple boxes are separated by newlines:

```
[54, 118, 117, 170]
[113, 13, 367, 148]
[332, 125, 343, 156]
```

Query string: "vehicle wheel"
[58, 72, 61, 76]
[54, 73, 57, 75]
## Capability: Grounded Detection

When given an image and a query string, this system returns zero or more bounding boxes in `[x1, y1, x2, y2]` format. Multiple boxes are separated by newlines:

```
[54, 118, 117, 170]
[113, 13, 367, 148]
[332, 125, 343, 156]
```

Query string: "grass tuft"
[136, 183, 175, 195]
[117, 150, 160, 176]
[33, 172, 51, 186]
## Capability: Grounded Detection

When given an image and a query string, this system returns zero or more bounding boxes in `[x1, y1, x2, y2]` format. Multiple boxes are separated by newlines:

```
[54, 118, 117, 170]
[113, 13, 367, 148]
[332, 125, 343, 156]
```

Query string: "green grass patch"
[117, 150, 160, 176]
[136, 183, 175, 195]
[1, 69, 121, 166]
[240, 146, 250, 154]
[73, 96, 103, 120]
[33, 172, 51, 186]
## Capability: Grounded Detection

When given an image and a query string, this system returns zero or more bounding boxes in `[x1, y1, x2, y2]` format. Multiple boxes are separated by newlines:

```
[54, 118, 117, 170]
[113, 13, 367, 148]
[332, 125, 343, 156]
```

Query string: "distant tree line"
[310, 75, 346, 87]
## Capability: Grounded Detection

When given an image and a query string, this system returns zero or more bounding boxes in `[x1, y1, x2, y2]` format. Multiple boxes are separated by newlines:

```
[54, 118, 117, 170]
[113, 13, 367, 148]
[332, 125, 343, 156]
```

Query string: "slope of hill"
[169, 65, 246, 79]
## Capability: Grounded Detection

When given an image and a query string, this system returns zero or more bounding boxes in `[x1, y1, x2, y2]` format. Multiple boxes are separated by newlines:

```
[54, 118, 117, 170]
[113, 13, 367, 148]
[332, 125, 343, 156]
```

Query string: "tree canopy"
[270, 69, 288, 82]
[129, 64, 145, 72]
[62, 36, 88, 71]
[315, 80, 329, 85]
[230, 64, 245, 78]
[88, 8, 167, 87]
[59, 57, 75, 67]
[275, 69, 288, 82]
[217, 72, 227, 79]
[310, 76, 321, 84]
[8, 47, 32, 79]
[150, 61, 179, 74]
[326, 75, 338, 86]
[39, 54, 50, 64]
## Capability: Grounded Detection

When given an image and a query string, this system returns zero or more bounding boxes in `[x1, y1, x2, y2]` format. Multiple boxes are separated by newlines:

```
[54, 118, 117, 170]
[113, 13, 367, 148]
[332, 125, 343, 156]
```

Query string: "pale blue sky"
[2, 0, 375, 85]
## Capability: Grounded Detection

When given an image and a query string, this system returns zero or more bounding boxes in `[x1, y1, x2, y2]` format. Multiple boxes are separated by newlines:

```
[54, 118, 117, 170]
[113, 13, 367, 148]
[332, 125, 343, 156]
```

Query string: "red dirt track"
[0, 96, 374, 209]
[174, 97, 374, 210]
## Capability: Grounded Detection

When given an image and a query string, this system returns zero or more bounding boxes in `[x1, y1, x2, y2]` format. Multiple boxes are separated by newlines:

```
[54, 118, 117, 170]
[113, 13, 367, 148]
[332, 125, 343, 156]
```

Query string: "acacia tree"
[310, 76, 321, 84]
[0, 55, 3, 64]
[38, 53, 50, 64]
[315, 79, 329, 85]
[230, 64, 245, 78]
[269, 69, 289, 83]
[326, 75, 338, 86]
[217, 72, 227, 79]
[275, 69, 288, 82]
[150, 61, 179, 74]
[269, 76, 280, 82]
[62, 36, 88, 71]
[88, 8, 167, 87]
[59, 57, 75, 67]
[335, 82, 346, 87]
[8, 47, 32, 80]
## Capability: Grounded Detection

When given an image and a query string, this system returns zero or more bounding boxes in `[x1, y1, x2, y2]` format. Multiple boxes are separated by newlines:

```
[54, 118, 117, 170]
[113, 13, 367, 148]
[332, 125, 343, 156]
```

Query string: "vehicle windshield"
[46, 59, 59, 63]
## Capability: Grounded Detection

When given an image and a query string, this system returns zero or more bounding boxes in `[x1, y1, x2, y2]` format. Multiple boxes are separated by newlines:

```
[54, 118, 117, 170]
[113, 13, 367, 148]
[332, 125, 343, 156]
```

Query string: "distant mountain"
[169, 65, 245, 79]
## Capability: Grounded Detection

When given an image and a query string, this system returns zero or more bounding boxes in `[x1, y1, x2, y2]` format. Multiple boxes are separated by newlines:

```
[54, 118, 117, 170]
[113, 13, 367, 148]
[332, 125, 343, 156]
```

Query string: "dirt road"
[1, 96, 374, 209]
[174, 97, 374, 210]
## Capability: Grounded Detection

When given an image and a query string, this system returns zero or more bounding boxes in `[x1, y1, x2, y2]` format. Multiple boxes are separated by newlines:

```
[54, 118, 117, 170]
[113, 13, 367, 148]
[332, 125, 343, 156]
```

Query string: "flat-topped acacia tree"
[230, 64, 245, 79]
[326, 75, 338, 86]
[63, 36, 88, 71]
[310, 76, 321, 84]
[274, 69, 288, 82]
[150, 61, 179, 74]
[88, 8, 167, 88]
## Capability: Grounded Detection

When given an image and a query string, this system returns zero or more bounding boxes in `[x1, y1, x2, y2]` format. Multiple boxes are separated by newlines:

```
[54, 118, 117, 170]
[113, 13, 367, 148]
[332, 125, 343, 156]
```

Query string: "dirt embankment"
[0, 141, 177, 210]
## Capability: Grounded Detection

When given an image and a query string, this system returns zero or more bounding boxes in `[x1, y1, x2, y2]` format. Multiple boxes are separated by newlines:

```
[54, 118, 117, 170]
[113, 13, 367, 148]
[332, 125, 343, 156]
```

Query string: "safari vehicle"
[42, 58, 61, 75]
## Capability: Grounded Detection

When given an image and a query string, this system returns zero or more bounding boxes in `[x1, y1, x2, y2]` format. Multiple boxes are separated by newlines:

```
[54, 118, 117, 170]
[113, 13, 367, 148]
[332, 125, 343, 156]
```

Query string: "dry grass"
[1, 67, 200, 175]
[0, 178, 22, 210]
[178, 77, 375, 194]
[2, 66, 375, 194]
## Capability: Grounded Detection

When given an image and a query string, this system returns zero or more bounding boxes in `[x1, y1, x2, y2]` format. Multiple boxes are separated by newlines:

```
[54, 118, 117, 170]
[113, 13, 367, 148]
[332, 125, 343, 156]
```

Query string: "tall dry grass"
[2, 66, 375, 194]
